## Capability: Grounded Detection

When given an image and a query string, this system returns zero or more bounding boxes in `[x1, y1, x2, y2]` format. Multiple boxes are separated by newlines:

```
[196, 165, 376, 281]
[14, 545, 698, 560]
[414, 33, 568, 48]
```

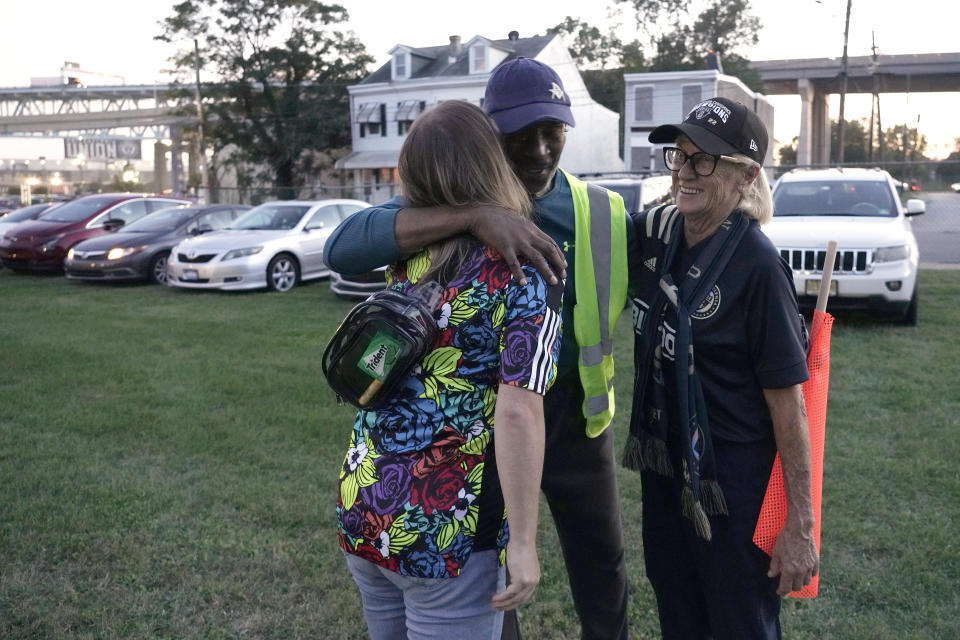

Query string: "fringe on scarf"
[681, 485, 713, 541]
[623, 433, 674, 476]
[701, 479, 729, 516]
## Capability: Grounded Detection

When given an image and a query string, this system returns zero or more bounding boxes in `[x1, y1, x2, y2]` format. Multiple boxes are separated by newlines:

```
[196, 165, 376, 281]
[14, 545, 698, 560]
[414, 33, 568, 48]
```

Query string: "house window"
[472, 45, 486, 72]
[634, 87, 653, 121]
[631, 146, 652, 172]
[682, 85, 702, 117]
[395, 100, 425, 136]
[393, 52, 406, 78]
[357, 102, 385, 137]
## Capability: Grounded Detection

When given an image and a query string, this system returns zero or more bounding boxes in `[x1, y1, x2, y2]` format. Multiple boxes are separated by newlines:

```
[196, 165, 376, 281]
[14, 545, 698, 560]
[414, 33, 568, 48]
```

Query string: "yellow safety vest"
[561, 169, 629, 437]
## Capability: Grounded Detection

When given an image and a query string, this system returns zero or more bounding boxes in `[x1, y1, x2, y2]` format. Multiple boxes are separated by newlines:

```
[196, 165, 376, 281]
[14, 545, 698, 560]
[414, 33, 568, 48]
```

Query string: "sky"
[0, 0, 955, 163]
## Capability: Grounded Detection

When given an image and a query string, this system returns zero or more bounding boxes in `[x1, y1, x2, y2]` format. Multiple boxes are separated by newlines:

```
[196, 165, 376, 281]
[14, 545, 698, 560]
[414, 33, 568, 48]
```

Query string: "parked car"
[584, 173, 674, 214]
[0, 203, 59, 235]
[166, 199, 370, 292]
[330, 266, 388, 299]
[950, 182, 960, 193]
[64, 204, 250, 284]
[0, 193, 190, 272]
[763, 168, 924, 324]
[0, 195, 22, 209]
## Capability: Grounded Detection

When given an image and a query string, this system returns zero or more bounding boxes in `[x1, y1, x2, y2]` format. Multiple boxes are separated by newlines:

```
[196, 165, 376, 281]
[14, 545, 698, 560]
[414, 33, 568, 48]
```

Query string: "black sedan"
[64, 204, 250, 284]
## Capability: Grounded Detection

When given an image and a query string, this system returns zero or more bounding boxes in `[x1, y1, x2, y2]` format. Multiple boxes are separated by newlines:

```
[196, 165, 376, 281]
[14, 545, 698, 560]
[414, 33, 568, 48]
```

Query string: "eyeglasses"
[663, 147, 758, 177]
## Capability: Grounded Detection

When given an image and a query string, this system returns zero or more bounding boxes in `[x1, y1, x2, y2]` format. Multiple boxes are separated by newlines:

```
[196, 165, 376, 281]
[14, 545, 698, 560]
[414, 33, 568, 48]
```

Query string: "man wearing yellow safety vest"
[325, 57, 633, 640]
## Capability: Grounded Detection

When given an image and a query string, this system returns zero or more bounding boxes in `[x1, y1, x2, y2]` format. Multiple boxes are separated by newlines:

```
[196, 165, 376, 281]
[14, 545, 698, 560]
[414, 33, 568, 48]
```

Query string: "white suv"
[762, 168, 925, 325]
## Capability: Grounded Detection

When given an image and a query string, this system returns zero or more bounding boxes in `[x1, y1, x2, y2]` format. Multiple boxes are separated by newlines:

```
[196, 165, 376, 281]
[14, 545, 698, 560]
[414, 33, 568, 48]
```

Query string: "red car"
[0, 193, 189, 272]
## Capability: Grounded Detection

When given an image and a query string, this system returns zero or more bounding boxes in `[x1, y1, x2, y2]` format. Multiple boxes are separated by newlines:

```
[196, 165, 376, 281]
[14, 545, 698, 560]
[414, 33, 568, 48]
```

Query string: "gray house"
[624, 69, 775, 172]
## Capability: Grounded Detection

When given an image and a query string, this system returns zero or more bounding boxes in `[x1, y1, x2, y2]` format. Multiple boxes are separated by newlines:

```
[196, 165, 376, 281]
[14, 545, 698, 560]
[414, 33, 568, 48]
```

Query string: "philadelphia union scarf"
[624, 209, 749, 540]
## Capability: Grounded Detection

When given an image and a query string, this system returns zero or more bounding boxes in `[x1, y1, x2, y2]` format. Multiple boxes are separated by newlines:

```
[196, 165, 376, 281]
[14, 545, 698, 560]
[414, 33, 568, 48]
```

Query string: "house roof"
[360, 34, 554, 85]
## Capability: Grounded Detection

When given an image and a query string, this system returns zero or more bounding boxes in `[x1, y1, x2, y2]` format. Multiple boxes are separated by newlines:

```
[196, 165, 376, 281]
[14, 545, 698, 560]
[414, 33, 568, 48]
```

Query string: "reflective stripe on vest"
[561, 169, 628, 437]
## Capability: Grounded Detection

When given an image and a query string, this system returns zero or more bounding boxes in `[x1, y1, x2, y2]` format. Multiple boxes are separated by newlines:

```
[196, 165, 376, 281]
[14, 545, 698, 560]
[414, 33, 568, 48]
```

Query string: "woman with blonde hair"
[626, 97, 817, 639]
[335, 100, 563, 639]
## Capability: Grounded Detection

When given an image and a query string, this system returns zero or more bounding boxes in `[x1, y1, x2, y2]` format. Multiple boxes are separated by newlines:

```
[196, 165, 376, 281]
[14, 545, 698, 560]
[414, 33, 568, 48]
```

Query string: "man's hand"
[767, 520, 819, 595]
[491, 541, 540, 611]
[394, 204, 566, 285]
[467, 206, 566, 285]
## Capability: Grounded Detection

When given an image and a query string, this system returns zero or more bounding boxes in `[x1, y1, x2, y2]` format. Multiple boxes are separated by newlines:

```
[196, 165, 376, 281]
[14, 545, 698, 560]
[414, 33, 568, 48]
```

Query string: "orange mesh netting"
[753, 309, 833, 598]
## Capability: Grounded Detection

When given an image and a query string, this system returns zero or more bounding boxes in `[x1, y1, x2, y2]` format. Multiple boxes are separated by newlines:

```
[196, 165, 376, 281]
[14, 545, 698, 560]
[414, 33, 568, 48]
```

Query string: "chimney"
[449, 35, 462, 58]
[508, 31, 519, 41]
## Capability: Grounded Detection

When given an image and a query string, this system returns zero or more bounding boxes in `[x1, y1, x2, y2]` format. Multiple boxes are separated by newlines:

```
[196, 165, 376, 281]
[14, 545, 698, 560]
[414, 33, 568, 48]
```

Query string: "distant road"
[913, 191, 960, 267]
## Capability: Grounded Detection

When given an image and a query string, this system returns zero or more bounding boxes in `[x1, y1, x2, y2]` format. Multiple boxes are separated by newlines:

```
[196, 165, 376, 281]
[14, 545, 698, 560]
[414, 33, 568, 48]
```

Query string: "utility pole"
[193, 39, 211, 203]
[868, 32, 878, 162]
[876, 84, 883, 164]
[836, 0, 853, 165]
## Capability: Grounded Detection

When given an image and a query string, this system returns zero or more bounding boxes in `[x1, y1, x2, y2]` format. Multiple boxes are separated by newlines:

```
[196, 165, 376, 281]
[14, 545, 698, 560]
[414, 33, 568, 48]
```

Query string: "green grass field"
[1, 269, 957, 639]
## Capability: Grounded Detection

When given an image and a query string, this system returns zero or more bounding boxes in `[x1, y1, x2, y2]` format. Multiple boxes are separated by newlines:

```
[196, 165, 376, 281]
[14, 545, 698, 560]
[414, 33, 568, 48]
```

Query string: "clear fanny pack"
[321, 281, 443, 410]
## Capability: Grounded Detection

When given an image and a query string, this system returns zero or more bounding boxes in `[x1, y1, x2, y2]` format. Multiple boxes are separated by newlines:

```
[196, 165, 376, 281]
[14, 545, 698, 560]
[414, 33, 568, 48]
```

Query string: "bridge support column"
[798, 79, 830, 167]
[153, 141, 169, 193]
[170, 126, 184, 196]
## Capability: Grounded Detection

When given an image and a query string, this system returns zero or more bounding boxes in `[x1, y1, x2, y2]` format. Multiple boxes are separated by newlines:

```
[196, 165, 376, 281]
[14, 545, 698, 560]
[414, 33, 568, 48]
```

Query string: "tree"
[778, 136, 798, 167]
[157, 0, 373, 198]
[547, 17, 624, 70]
[777, 120, 927, 175]
[830, 118, 870, 163]
[617, 0, 763, 90]
[550, 2, 763, 97]
[935, 138, 960, 186]
[882, 124, 927, 162]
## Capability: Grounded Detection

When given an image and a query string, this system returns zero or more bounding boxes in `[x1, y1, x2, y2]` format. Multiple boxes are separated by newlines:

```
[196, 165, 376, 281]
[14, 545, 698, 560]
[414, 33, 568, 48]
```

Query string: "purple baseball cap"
[483, 57, 575, 134]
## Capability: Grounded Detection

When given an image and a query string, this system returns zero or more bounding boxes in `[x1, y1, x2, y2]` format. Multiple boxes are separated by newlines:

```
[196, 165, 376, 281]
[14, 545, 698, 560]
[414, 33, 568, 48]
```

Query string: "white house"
[623, 69, 775, 173]
[336, 32, 624, 204]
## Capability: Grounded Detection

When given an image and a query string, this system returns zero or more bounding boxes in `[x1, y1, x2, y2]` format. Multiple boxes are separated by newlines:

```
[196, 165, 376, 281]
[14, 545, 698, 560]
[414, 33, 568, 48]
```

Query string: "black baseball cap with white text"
[649, 97, 768, 165]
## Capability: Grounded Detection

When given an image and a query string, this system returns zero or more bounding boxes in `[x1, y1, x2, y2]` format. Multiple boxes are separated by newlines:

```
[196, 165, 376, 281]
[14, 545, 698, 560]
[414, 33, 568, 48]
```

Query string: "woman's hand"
[768, 521, 819, 595]
[490, 384, 546, 611]
[491, 542, 541, 611]
[763, 384, 819, 595]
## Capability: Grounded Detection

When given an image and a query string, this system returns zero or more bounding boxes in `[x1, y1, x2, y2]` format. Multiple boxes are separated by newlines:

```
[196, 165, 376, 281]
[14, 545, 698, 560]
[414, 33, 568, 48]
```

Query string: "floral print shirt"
[336, 244, 563, 578]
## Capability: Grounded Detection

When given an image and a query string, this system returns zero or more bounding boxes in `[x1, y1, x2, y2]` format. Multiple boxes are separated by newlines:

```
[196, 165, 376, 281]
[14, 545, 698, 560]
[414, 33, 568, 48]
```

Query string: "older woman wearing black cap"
[625, 97, 819, 639]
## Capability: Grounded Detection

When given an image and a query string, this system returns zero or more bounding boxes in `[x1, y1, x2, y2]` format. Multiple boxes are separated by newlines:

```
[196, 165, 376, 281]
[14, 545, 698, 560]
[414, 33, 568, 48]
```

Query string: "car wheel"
[900, 285, 918, 326]
[149, 252, 171, 284]
[267, 253, 299, 292]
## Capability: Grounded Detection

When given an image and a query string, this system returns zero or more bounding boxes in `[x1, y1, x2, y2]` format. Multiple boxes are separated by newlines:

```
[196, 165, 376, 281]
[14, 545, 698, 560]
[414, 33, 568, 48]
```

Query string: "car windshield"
[598, 184, 640, 214]
[41, 195, 125, 222]
[0, 203, 53, 222]
[229, 204, 311, 230]
[774, 180, 897, 217]
[123, 208, 196, 232]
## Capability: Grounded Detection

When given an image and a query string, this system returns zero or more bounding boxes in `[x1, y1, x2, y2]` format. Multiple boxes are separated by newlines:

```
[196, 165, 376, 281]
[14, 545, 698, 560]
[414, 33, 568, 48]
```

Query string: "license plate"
[805, 279, 838, 296]
[182, 269, 199, 281]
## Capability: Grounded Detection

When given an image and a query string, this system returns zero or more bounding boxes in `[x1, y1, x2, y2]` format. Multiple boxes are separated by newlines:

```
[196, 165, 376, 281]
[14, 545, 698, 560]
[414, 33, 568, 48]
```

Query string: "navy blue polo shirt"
[650, 220, 809, 443]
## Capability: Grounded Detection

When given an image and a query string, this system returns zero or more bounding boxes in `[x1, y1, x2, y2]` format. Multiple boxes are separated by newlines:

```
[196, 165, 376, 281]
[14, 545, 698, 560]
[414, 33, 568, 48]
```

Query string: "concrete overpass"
[0, 84, 194, 136]
[749, 52, 960, 165]
[0, 84, 198, 192]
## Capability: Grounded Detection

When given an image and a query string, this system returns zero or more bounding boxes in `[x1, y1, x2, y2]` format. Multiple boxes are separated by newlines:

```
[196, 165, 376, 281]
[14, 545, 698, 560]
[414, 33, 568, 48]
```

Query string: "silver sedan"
[167, 199, 369, 292]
